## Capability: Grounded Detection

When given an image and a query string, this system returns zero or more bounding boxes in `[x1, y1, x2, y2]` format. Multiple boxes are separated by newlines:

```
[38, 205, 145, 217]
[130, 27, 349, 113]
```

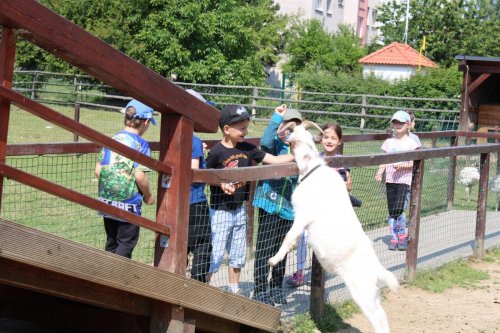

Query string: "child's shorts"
[209, 205, 247, 273]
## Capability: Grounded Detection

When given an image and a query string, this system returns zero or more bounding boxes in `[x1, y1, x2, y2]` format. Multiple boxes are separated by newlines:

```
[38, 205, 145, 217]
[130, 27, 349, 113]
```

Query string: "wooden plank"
[0, 163, 170, 235]
[0, 85, 172, 175]
[193, 143, 500, 183]
[7, 142, 101, 156]
[405, 160, 424, 281]
[0, 0, 219, 133]
[152, 115, 193, 332]
[467, 73, 491, 95]
[458, 64, 500, 74]
[0, 257, 151, 316]
[154, 115, 192, 274]
[0, 219, 281, 332]
[474, 153, 489, 258]
[0, 284, 149, 333]
[477, 104, 500, 126]
[0, 27, 16, 214]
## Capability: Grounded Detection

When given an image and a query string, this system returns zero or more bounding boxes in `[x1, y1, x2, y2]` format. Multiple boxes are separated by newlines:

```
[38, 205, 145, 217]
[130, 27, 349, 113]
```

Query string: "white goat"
[489, 174, 500, 211]
[269, 122, 399, 333]
[457, 166, 480, 202]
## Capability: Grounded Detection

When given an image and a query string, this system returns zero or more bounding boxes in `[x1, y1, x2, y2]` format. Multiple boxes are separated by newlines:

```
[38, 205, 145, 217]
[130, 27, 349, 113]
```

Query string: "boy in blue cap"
[95, 99, 156, 258]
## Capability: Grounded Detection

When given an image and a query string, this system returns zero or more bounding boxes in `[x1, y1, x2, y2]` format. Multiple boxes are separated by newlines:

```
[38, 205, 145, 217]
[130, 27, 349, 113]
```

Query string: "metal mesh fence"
[2, 138, 500, 321]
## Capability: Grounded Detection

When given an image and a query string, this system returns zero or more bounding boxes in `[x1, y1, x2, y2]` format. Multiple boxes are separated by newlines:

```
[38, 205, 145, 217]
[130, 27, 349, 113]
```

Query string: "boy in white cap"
[95, 99, 156, 258]
[375, 110, 419, 251]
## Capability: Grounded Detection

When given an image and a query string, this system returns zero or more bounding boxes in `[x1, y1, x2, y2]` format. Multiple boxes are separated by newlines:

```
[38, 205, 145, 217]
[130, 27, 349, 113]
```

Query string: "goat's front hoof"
[268, 257, 278, 267]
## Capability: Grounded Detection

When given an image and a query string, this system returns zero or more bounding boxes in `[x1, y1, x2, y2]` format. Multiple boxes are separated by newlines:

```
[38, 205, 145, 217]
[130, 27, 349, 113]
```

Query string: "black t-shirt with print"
[206, 141, 266, 209]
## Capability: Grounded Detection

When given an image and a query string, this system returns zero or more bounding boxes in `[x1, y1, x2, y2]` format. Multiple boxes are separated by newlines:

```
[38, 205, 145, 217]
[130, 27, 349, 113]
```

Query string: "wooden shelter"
[0, 1, 281, 332]
[457, 55, 500, 143]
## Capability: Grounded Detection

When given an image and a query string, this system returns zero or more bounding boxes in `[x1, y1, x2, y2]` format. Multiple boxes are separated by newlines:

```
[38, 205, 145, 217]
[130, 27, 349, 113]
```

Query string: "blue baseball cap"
[126, 99, 157, 125]
[391, 110, 411, 123]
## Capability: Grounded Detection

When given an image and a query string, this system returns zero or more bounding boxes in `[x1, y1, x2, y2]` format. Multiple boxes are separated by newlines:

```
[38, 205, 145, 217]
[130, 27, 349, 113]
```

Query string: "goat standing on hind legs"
[269, 121, 399, 333]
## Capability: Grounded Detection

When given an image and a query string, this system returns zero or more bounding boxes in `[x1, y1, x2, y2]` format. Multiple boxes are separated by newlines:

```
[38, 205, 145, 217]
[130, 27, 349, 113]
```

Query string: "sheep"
[268, 121, 399, 333]
[457, 166, 480, 202]
[489, 174, 500, 212]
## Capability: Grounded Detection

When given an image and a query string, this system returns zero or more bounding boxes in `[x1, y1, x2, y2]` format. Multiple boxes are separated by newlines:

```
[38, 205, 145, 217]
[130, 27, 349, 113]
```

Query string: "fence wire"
[2, 139, 500, 322]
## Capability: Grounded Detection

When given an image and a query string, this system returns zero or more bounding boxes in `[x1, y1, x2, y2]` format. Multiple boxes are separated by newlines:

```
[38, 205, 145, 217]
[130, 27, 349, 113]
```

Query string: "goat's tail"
[378, 267, 399, 292]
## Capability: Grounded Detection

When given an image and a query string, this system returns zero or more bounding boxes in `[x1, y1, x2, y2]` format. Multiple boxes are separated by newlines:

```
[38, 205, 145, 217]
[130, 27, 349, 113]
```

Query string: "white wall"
[362, 64, 418, 81]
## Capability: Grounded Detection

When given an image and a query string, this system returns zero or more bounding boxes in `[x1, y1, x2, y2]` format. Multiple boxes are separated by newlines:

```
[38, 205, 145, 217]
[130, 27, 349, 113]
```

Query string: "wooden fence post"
[474, 153, 489, 259]
[30, 71, 39, 100]
[153, 114, 193, 333]
[73, 103, 80, 142]
[447, 135, 458, 210]
[252, 87, 258, 118]
[405, 159, 425, 281]
[310, 254, 325, 319]
[0, 27, 17, 214]
[360, 95, 367, 130]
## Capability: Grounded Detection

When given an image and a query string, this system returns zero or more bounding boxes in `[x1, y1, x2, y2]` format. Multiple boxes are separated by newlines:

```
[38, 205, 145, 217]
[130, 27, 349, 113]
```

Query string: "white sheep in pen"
[457, 166, 480, 202]
[269, 121, 398, 333]
[489, 174, 500, 211]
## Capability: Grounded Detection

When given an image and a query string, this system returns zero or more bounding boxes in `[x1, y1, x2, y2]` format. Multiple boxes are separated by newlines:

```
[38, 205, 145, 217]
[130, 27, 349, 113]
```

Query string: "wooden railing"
[0, 1, 222, 331]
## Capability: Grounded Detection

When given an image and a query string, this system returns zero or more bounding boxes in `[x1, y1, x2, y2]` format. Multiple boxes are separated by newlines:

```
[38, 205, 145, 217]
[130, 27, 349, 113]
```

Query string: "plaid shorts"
[209, 204, 247, 272]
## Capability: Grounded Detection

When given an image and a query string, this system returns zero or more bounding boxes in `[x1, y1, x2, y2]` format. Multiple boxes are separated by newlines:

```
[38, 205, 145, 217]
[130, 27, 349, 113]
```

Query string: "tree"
[14, 0, 287, 85]
[377, 0, 500, 67]
[283, 19, 366, 74]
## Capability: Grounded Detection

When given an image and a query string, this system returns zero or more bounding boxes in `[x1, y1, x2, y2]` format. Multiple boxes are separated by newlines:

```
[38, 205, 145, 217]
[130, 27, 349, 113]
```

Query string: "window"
[315, 0, 323, 12]
[372, 9, 378, 23]
[326, 0, 333, 14]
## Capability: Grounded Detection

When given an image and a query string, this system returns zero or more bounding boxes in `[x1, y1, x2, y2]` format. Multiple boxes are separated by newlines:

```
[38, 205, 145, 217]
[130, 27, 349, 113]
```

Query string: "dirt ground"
[336, 260, 500, 333]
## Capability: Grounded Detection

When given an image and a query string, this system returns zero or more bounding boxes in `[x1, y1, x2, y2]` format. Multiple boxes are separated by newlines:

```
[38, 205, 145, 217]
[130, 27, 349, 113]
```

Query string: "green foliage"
[294, 67, 461, 130]
[378, 0, 500, 67]
[283, 19, 366, 74]
[14, 0, 287, 85]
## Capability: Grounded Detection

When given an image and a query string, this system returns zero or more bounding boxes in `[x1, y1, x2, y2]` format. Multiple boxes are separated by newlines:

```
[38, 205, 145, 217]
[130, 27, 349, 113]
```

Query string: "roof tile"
[359, 42, 437, 68]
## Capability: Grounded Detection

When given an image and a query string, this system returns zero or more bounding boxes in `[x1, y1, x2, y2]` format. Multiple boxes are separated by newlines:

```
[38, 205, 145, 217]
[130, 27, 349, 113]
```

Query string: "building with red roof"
[359, 42, 438, 81]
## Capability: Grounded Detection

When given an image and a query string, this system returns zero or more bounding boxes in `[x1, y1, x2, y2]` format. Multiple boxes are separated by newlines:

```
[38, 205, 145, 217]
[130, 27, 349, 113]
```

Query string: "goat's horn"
[277, 121, 296, 135]
[302, 120, 324, 134]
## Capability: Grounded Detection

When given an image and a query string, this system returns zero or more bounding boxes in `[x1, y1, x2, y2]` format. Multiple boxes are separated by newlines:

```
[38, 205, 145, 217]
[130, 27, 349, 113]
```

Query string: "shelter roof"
[359, 42, 437, 68]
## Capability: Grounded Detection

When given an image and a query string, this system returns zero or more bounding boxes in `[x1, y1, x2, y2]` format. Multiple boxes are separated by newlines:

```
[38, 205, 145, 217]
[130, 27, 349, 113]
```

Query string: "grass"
[286, 247, 499, 332]
[4, 104, 500, 260]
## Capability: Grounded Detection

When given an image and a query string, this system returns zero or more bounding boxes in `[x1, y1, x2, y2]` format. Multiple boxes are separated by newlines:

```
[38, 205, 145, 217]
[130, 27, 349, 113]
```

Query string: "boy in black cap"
[206, 105, 294, 294]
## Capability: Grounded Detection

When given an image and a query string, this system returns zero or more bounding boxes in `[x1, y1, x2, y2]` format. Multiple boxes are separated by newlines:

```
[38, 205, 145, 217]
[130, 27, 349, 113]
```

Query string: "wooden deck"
[0, 218, 281, 333]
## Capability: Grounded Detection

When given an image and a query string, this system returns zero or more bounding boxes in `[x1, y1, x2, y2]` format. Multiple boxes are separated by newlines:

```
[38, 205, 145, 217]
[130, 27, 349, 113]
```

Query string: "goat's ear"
[302, 120, 324, 135]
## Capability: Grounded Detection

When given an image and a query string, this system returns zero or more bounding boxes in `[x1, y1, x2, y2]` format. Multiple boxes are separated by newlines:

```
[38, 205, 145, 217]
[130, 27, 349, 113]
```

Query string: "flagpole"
[403, 0, 410, 44]
[418, 36, 426, 72]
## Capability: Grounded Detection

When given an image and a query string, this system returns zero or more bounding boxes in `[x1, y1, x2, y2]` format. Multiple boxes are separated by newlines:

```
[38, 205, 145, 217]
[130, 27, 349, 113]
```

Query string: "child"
[375, 110, 419, 251]
[287, 122, 359, 288]
[95, 99, 156, 259]
[185, 89, 213, 283]
[206, 104, 294, 294]
[407, 111, 422, 148]
[252, 104, 302, 305]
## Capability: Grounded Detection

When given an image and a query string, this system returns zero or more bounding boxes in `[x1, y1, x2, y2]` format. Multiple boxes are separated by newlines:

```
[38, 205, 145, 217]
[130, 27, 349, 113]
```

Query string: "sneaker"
[388, 239, 398, 251]
[270, 288, 287, 305]
[252, 291, 275, 306]
[286, 271, 305, 288]
[398, 235, 408, 251]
